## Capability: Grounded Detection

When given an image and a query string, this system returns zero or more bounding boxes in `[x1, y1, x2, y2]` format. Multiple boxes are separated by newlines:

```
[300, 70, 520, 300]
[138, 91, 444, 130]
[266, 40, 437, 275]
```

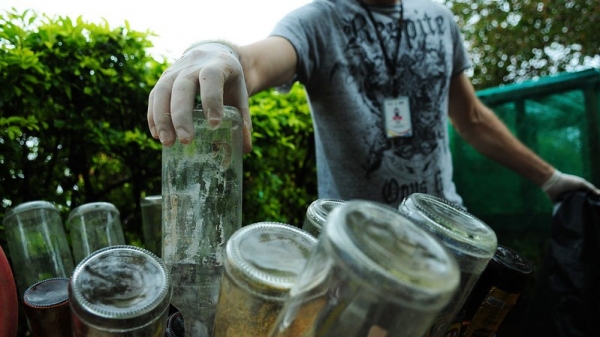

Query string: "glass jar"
[270, 200, 460, 337]
[69, 245, 172, 336]
[459, 245, 534, 337]
[66, 202, 126, 264]
[398, 193, 498, 337]
[302, 198, 345, 237]
[2, 201, 74, 298]
[162, 106, 243, 337]
[213, 222, 318, 337]
[140, 195, 162, 257]
[23, 277, 71, 337]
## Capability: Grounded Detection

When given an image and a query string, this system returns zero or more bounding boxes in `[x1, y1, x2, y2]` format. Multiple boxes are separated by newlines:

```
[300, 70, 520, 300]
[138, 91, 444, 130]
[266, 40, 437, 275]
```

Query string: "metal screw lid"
[23, 277, 70, 309]
[69, 245, 172, 330]
[225, 222, 318, 301]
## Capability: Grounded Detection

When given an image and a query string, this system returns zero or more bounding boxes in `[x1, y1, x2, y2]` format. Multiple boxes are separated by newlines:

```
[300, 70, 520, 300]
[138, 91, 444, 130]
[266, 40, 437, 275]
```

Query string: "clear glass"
[270, 200, 460, 337]
[162, 106, 243, 337]
[69, 245, 172, 336]
[398, 193, 498, 337]
[2, 201, 74, 298]
[302, 198, 345, 237]
[141, 195, 162, 257]
[67, 202, 126, 265]
[213, 222, 318, 337]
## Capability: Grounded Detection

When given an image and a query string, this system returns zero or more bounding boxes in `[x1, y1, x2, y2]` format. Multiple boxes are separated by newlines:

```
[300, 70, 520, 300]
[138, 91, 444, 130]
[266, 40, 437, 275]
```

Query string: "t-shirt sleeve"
[449, 15, 472, 77]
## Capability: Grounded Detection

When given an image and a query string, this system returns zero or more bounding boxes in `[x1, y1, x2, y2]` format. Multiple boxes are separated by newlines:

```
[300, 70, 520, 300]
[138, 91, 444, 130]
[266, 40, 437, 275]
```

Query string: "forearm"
[453, 103, 555, 186]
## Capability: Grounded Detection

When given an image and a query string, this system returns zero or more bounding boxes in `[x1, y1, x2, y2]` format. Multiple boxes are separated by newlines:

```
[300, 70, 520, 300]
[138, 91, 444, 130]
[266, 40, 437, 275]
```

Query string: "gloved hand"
[147, 41, 253, 153]
[542, 169, 600, 202]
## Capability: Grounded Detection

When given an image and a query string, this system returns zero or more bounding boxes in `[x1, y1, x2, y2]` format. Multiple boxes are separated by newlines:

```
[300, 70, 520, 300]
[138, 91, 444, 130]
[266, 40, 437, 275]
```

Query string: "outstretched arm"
[447, 72, 599, 202]
[147, 37, 297, 153]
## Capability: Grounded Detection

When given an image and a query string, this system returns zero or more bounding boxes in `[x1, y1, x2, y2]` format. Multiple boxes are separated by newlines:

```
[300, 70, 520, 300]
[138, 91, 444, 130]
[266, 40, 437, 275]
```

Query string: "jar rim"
[67, 202, 120, 222]
[3, 200, 59, 226]
[225, 222, 317, 300]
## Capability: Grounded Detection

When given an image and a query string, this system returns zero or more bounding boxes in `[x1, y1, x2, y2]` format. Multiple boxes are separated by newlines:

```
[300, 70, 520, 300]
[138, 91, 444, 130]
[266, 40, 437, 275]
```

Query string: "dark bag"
[519, 190, 600, 337]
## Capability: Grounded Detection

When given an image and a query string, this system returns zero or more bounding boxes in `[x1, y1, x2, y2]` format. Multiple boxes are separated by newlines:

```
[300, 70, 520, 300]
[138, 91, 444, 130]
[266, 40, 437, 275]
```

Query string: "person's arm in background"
[448, 72, 600, 202]
[147, 36, 297, 153]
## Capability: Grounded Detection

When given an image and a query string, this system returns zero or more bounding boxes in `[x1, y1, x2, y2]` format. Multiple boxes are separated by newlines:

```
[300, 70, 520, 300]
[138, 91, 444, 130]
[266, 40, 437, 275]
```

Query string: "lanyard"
[358, 1, 404, 96]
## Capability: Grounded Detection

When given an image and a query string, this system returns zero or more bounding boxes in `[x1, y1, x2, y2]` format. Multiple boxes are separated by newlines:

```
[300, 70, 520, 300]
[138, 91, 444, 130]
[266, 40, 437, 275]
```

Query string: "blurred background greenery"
[1, 1, 599, 335]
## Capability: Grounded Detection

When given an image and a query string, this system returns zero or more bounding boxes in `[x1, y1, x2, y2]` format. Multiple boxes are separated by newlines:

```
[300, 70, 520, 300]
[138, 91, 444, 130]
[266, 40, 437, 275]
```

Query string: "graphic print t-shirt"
[271, 0, 472, 207]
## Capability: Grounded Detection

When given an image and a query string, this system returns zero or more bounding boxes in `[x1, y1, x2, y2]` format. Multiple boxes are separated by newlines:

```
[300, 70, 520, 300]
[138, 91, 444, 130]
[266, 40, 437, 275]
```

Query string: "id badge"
[383, 96, 412, 138]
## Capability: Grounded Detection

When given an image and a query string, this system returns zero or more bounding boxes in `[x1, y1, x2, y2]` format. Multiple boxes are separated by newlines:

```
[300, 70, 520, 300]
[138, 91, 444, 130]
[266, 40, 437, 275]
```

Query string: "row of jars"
[3, 194, 532, 337]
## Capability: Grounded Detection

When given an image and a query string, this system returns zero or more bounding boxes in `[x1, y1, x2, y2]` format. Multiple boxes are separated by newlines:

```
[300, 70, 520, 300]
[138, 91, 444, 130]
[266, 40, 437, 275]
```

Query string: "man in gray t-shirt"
[147, 0, 599, 208]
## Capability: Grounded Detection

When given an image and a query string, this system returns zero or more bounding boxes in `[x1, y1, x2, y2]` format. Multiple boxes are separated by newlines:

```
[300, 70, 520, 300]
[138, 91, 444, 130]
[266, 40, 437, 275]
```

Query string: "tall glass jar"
[398, 193, 498, 337]
[2, 201, 74, 298]
[67, 202, 126, 264]
[162, 106, 243, 337]
[270, 200, 460, 337]
[302, 198, 345, 237]
[213, 222, 318, 337]
[69, 245, 172, 336]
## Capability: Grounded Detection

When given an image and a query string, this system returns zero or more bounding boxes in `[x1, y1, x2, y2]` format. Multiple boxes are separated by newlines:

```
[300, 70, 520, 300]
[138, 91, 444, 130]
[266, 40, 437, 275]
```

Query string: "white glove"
[542, 169, 600, 202]
[147, 41, 252, 153]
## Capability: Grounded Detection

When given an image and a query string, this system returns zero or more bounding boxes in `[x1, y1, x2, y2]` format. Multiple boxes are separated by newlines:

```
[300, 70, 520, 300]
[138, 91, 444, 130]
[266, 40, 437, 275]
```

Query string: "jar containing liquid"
[302, 198, 345, 237]
[69, 245, 172, 336]
[459, 245, 533, 337]
[161, 106, 243, 337]
[23, 277, 71, 337]
[270, 200, 461, 337]
[213, 222, 318, 337]
[398, 193, 498, 337]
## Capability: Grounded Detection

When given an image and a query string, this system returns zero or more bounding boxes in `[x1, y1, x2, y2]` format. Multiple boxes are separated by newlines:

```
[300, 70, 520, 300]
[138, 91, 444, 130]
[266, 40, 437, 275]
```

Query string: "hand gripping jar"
[213, 222, 318, 337]
[161, 106, 243, 337]
[69, 245, 172, 336]
[302, 199, 345, 238]
[398, 193, 498, 337]
[269, 200, 461, 337]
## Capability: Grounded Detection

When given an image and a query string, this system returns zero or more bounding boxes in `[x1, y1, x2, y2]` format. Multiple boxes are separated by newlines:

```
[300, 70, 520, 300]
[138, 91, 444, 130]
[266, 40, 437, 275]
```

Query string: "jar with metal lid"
[23, 277, 71, 337]
[270, 200, 461, 337]
[69, 245, 172, 336]
[140, 195, 162, 257]
[398, 193, 498, 337]
[213, 222, 318, 337]
[302, 198, 345, 237]
[67, 202, 126, 264]
[2, 201, 74, 298]
[459, 244, 534, 337]
[162, 106, 243, 337]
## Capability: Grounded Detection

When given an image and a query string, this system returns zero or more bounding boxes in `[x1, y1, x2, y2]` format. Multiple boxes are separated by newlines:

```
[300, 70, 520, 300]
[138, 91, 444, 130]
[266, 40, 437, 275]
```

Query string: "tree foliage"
[0, 9, 168, 246]
[443, 0, 600, 88]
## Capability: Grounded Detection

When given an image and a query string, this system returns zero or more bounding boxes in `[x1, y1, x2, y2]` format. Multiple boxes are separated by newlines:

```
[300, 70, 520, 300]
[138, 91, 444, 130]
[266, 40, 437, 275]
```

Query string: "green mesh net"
[451, 69, 600, 237]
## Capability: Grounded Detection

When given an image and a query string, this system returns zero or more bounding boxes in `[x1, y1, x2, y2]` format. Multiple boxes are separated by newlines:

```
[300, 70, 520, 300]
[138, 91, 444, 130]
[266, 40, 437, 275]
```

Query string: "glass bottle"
[69, 245, 171, 336]
[161, 106, 243, 337]
[302, 198, 345, 237]
[22, 277, 71, 337]
[66, 201, 126, 264]
[270, 200, 461, 337]
[398, 193, 498, 337]
[2, 201, 74, 298]
[140, 195, 162, 257]
[459, 245, 534, 337]
[213, 222, 318, 337]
